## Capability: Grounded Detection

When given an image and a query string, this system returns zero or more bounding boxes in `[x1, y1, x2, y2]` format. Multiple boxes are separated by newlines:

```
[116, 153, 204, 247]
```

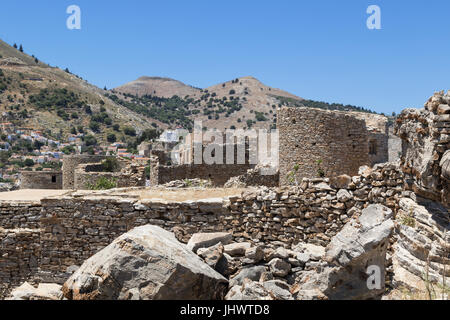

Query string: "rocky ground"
[8, 203, 433, 301]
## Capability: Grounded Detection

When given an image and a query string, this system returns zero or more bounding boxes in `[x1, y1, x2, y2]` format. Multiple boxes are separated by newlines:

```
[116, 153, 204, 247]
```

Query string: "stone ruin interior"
[0, 92, 448, 300]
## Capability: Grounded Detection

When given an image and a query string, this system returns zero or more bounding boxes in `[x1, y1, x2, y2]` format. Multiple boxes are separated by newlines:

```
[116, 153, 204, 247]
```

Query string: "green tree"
[84, 135, 97, 146]
[24, 158, 34, 167]
[107, 133, 117, 143]
[123, 126, 136, 137]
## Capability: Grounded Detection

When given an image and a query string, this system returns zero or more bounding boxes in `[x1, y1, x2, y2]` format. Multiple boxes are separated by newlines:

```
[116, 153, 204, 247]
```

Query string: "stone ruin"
[20, 155, 147, 191]
[1, 93, 448, 300]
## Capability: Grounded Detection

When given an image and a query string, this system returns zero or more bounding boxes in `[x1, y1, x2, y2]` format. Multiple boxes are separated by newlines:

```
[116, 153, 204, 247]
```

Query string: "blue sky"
[1, 0, 449, 114]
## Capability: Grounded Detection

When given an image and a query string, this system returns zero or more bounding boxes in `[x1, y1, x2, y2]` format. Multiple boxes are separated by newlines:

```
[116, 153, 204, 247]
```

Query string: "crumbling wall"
[74, 163, 146, 190]
[0, 163, 407, 296]
[368, 131, 389, 166]
[20, 171, 63, 190]
[395, 91, 450, 207]
[62, 155, 109, 190]
[224, 166, 280, 188]
[278, 107, 370, 185]
[150, 161, 253, 187]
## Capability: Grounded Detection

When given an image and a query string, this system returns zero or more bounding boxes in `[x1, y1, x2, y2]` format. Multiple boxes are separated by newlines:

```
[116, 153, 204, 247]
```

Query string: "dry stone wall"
[0, 228, 41, 298]
[0, 201, 42, 229]
[278, 107, 370, 185]
[0, 163, 408, 298]
[74, 163, 146, 190]
[20, 171, 63, 190]
[150, 161, 253, 187]
[62, 155, 109, 189]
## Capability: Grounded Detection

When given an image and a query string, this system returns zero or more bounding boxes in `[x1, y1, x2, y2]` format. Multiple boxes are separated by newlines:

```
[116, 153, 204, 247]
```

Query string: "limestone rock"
[224, 242, 251, 257]
[7, 282, 63, 300]
[62, 225, 228, 300]
[7, 282, 37, 300]
[229, 266, 267, 287]
[295, 204, 394, 300]
[331, 175, 352, 189]
[337, 189, 352, 203]
[293, 243, 325, 261]
[197, 243, 228, 276]
[262, 280, 293, 300]
[187, 232, 233, 253]
[225, 279, 274, 300]
[268, 258, 291, 277]
[243, 246, 264, 264]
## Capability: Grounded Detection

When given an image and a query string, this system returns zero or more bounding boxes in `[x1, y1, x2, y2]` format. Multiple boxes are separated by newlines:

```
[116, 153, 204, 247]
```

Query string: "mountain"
[115, 76, 201, 98]
[0, 39, 157, 145]
[113, 75, 306, 131]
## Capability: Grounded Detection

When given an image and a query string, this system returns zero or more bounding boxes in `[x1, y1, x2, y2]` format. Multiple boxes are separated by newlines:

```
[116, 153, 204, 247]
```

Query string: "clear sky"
[1, 0, 449, 114]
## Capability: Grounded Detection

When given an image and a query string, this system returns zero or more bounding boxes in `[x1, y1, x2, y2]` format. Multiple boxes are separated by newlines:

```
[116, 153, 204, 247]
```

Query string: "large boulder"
[62, 225, 228, 300]
[293, 204, 394, 300]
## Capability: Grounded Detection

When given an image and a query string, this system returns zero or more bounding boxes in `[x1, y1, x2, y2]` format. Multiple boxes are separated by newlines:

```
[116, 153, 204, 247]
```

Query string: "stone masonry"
[278, 107, 370, 185]
[0, 163, 406, 297]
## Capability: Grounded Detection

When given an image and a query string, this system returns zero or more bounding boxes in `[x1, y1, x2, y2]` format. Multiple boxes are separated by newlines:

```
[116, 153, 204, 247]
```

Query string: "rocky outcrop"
[62, 225, 228, 300]
[391, 197, 449, 295]
[293, 204, 395, 300]
[395, 91, 450, 207]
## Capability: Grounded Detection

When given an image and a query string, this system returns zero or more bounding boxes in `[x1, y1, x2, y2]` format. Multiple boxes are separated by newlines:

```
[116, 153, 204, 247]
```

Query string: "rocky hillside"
[0, 40, 156, 144]
[114, 76, 382, 132]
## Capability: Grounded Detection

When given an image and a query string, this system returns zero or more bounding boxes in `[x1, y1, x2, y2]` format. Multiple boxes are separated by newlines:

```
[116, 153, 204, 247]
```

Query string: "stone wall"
[62, 155, 109, 190]
[0, 163, 407, 298]
[0, 201, 42, 229]
[150, 160, 253, 187]
[20, 171, 63, 190]
[224, 166, 280, 188]
[74, 163, 146, 190]
[0, 228, 41, 298]
[369, 131, 389, 166]
[278, 107, 370, 185]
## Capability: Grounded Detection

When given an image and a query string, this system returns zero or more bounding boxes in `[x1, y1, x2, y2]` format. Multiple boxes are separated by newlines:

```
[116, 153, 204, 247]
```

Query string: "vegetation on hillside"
[274, 95, 379, 114]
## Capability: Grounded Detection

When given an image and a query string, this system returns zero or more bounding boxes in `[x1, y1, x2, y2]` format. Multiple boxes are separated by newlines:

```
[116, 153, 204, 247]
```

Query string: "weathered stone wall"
[62, 155, 109, 190]
[150, 161, 254, 187]
[0, 163, 406, 298]
[0, 201, 42, 229]
[278, 107, 370, 185]
[224, 166, 280, 188]
[395, 91, 450, 207]
[74, 163, 146, 190]
[0, 228, 41, 298]
[20, 171, 63, 190]
[369, 131, 389, 166]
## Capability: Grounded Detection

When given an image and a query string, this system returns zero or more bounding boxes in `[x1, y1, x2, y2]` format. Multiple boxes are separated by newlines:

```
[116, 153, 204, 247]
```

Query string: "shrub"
[107, 133, 117, 143]
[87, 177, 117, 190]
[101, 157, 120, 172]
[123, 126, 136, 136]
[24, 158, 34, 167]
